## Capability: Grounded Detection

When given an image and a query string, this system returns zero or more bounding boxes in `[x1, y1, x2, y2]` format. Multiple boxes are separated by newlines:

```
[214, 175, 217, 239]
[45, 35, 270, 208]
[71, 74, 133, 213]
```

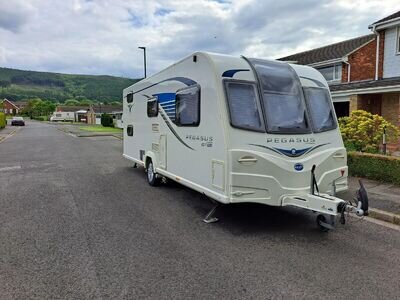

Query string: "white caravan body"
[50, 111, 75, 122]
[123, 52, 349, 217]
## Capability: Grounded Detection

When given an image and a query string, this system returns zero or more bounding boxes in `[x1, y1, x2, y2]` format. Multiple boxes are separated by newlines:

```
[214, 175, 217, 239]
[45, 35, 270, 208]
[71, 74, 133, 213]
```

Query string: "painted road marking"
[0, 165, 22, 172]
[0, 128, 19, 144]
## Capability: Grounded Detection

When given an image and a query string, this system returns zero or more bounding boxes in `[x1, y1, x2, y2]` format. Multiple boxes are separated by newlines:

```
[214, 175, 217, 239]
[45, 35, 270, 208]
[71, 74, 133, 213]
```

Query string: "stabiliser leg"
[203, 201, 220, 223]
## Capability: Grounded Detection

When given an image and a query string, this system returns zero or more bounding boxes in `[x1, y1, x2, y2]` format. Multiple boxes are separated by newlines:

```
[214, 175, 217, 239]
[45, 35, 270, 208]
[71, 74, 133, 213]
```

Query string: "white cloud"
[0, 0, 398, 77]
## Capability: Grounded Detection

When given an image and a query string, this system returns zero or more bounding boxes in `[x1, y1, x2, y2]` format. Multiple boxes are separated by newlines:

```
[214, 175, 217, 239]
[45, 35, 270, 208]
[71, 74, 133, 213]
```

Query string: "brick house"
[1, 98, 20, 115]
[279, 10, 400, 149]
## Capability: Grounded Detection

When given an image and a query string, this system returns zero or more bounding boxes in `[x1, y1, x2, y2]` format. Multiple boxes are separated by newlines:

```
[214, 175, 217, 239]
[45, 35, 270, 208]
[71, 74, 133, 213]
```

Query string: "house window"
[397, 27, 400, 54]
[316, 64, 342, 82]
[175, 85, 200, 126]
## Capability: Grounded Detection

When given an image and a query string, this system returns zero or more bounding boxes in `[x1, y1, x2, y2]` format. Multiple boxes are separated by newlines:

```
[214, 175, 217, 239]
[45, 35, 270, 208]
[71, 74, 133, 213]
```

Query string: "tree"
[21, 98, 42, 118]
[64, 99, 80, 106]
[109, 101, 122, 106]
[339, 110, 399, 153]
[21, 98, 55, 117]
[79, 99, 93, 105]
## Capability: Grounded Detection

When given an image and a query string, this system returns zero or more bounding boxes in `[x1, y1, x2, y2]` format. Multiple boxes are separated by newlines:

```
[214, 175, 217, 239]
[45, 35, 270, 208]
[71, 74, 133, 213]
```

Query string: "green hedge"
[348, 152, 400, 185]
[101, 113, 114, 127]
[0, 112, 6, 128]
[32, 116, 48, 121]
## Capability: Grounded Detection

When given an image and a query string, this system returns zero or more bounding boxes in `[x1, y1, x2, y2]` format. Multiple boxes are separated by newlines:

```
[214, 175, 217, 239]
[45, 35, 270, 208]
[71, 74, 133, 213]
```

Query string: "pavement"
[1, 120, 400, 299]
[337, 176, 400, 225]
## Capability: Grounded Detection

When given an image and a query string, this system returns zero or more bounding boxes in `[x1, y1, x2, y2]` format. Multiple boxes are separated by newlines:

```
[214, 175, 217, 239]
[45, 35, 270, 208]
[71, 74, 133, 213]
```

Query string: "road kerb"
[368, 208, 400, 225]
[0, 128, 18, 144]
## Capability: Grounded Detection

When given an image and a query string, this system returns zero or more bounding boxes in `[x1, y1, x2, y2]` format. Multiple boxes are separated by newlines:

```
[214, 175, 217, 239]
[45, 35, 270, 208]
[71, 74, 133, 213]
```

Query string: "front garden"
[339, 110, 400, 184]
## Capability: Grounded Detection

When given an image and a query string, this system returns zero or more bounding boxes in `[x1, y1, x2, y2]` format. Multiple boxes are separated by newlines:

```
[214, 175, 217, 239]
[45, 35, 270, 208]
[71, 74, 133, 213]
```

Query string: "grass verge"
[79, 125, 122, 133]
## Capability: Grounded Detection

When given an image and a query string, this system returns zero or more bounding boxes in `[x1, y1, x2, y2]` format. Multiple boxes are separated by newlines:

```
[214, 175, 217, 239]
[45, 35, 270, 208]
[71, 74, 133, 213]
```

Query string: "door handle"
[238, 156, 258, 163]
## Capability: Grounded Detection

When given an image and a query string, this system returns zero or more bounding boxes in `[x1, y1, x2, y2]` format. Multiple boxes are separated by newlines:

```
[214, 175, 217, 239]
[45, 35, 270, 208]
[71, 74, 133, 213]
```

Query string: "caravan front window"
[303, 87, 336, 132]
[248, 59, 310, 134]
[225, 81, 263, 131]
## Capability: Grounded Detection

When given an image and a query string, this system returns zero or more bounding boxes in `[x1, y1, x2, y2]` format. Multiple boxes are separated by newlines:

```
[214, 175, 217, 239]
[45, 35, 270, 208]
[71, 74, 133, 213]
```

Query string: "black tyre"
[316, 214, 330, 232]
[146, 160, 161, 186]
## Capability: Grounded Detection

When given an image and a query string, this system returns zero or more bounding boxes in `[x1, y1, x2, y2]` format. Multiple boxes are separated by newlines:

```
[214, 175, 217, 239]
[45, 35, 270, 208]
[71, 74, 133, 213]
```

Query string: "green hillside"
[0, 67, 139, 103]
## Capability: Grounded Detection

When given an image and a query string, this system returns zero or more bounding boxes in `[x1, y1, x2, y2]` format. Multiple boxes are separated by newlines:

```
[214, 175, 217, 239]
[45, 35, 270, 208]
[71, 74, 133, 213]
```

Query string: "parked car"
[11, 117, 25, 126]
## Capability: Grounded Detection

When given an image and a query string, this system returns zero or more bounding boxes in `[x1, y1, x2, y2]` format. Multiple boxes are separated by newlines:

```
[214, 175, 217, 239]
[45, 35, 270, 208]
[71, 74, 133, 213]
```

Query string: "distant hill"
[0, 67, 139, 103]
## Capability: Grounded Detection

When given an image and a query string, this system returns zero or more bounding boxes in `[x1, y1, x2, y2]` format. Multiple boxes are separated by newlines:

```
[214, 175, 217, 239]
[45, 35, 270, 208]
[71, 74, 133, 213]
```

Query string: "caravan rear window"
[225, 81, 263, 131]
[175, 85, 200, 126]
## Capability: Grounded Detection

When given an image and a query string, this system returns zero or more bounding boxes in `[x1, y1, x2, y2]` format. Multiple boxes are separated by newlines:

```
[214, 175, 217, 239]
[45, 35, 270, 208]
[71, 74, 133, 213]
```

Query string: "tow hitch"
[310, 165, 369, 231]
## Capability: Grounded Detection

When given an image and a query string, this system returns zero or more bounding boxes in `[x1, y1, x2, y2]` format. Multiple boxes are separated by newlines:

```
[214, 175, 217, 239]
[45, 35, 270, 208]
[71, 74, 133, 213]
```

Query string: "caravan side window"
[175, 85, 200, 126]
[224, 81, 264, 131]
[147, 98, 158, 117]
[127, 125, 134, 136]
[127, 92, 133, 103]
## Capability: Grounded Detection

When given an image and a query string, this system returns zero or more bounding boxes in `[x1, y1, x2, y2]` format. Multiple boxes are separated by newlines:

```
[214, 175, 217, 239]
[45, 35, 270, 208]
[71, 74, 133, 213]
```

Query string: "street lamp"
[138, 46, 147, 78]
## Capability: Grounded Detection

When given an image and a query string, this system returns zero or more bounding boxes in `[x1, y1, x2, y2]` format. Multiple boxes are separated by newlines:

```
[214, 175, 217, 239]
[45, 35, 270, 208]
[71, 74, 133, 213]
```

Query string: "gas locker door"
[159, 134, 167, 169]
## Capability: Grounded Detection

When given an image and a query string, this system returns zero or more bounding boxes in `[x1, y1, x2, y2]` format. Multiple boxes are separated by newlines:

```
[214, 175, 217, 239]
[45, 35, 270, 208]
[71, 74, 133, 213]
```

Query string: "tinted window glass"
[249, 59, 309, 133]
[176, 86, 200, 126]
[304, 87, 336, 132]
[127, 125, 133, 136]
[147, 99, 158, 117]
[127, 93, 133, 103]
[225, 82, 263, 131]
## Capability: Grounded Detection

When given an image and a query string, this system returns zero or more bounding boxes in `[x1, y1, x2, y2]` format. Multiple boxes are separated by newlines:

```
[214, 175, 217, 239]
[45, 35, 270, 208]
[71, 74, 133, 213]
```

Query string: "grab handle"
[238, 156, 258, 163]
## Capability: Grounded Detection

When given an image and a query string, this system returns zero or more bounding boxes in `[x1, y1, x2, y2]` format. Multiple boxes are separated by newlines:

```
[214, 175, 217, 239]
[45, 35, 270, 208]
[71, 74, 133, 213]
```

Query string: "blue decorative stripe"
[161, 77, 196, 86]
[159, 109, 194, 150]
[153, 92, 175, 103]
[162, 103, 175, 108]
[249, 143, 330, 157]
[222, 69, 250, 78]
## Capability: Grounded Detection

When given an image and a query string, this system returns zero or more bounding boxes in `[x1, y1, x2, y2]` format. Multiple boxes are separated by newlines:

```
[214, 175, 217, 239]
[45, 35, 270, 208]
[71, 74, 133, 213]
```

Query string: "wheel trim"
[147, 163, 154, 182]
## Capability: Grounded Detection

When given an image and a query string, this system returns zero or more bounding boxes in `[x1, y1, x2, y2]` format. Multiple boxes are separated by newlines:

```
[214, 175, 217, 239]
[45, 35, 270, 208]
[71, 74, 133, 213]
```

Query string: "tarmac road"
[0, 121, 399, 299]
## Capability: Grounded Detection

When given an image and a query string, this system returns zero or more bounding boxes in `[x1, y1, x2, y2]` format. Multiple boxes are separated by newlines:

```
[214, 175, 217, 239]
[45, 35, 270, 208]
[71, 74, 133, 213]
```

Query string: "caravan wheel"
[146, 160, 160, 186]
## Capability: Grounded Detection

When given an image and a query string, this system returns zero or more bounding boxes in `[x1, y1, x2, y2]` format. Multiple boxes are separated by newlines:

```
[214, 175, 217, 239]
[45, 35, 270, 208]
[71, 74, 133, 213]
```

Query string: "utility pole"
[138, 47, 147, 78]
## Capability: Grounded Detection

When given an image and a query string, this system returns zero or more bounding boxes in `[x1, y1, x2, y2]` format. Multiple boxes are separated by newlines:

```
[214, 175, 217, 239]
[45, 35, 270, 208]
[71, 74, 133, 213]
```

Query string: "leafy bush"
[339, 110, 399, 153]
[101, 113, 114, 127]
[0, 112, 6, 128]
[348, 152, 400, 185]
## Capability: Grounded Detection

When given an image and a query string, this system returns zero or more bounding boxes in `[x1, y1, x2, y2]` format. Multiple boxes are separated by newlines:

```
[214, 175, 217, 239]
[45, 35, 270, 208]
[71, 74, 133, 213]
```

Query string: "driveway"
[0, 120, 399, 299]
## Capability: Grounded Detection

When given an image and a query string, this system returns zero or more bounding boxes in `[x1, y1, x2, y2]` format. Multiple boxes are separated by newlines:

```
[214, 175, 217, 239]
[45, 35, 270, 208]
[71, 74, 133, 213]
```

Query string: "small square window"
[127, 125, 133, 136]
[127, 92, 133, 103]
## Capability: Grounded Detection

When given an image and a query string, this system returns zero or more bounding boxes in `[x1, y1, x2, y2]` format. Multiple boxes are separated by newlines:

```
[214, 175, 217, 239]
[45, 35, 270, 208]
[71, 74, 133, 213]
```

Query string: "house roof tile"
[91, 105, 122, 114]
[278, 34, 375, 65]
[330, 77, 400, 92]
[371, 10, 400, 26]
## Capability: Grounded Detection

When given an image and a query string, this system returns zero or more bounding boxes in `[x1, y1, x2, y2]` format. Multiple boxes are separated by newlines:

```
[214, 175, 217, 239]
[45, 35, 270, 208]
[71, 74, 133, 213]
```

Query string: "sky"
[0, 0, 398, 78]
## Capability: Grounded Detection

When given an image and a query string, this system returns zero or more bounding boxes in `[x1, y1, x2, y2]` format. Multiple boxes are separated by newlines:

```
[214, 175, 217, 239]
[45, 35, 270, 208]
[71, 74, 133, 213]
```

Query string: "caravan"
[122, 52, 368, 230]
